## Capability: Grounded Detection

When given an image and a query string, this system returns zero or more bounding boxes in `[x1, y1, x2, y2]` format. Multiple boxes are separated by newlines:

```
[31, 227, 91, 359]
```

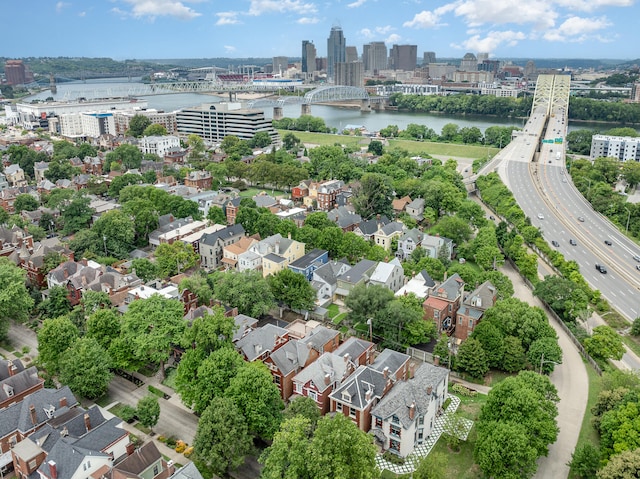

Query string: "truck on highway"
[556, 151, 561, 161]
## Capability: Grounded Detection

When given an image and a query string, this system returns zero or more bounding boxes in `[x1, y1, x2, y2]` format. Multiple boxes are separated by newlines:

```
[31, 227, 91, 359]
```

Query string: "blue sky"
[2, 0, 638, 60]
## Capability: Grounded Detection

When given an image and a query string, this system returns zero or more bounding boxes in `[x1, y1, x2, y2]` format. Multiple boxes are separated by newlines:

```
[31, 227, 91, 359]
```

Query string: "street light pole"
[625, 207, 631, 234]
[367, 318, 373, 342]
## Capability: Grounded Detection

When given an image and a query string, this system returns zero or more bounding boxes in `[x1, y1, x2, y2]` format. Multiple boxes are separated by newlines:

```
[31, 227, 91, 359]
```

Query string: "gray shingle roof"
[36, 438, 110, 479]
[289, 249, 327, 270]
[313, 260, 351, 286]
[371, 363, 448, 429]
[199, 224, 245, 247]
[334, 336, 374, 361]
[270, 340, 310, 376]
[235, 323, 289, 361]
[379, 221, 404, 236]
[169, 462, 204, 479]
[463, 280, 496, 311]
[329, 365, 387, 409]
[299, 325, 340, 352]
[292, 352, 351, 393]
[264, 253, 286, 263]
[336, 259, 376, 284]
[233, 314, 258, 342]
[419, 270, 436, 288]
[370, 349, 410, 376]
[435, 273, 464, 300]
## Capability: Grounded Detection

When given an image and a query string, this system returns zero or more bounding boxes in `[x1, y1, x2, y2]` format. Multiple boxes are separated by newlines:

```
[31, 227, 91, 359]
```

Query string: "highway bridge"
[476, 74, 640, 322]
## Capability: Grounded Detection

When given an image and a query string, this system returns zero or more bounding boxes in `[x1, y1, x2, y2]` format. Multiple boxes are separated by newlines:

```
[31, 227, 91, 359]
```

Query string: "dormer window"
[3, 383, 14, 397]
[43, 405, 56, 419]
[341, 391, 351, 403]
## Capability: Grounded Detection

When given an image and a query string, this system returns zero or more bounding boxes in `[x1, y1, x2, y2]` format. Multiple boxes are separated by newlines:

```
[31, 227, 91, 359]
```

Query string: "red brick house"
[454, 281, 497, 341]
[423, 273, 465, 336]
[0, 359, 44, 411]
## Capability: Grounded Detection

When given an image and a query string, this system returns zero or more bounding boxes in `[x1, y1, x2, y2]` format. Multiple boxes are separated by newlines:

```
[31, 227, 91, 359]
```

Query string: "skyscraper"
[423, 51, 436, 65]
[363, 42, 387, 73]
[388, 45, 417, 71]
[302, 41, 316, 74]
[345, 46, 358, 63]
[327, 25, 346, 82]
[335, 62, 364, 87]
[272, 57, 288, 76]
[4, 60, 27, 86]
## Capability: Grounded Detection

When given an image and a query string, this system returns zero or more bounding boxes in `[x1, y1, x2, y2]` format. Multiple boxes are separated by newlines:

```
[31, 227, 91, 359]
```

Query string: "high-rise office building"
[4, 60, 28, 86]
[345, 46, 358, 63]
[335, 62, 364, 87]
[363, 42, 387, 73]
[388, 45, 417, 71]
[327, 25, 346, 82]
[272, 56, 288, 76]
[460, 53, 478, 71]
[423, 51, 436, 65]
[316, 57, 328, 72]
[477, 53, 489, 64]
[302, 41, 316, 73]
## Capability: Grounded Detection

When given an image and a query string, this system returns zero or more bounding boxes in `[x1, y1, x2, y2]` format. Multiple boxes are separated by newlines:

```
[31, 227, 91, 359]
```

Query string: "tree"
[597, 448, 640, 479]
[128, 114, 152, 137]
[81, 290, 111, 315]
[475, 421, 539, 479]
[527, 337, 563, 374]
[0, 258, 34, 339]
[38, 316, 79, 374]
[501, 336, 527, 372]
[434, 216, 472, 245]
[0, 207, 8, 225]
[59, 337, 112, 399]
[260, 416, 314, 479]
[136, 395, 161, 430]
[282, 132, 301, 151]
[283, 396, 321, 429]
[131, 258, 159, 282]
[177, 347, 245, 414]
[92, 210, 136, 258]
[225, 361, 284, 440]
[456, 338, 489, 379]
[206, 206, 226, 225]
[120, 295, 186, 375]
[187, 134, 206, 161]
[413, 452, 447, 479]
[179, 273, 214, 307]
[44, 158, 79, 182]
[154, 242, 199, 277]
[367, 140, 384, 156]
[308, 414, 379, 479]
[568, 443, 600, 479]
[441, 123, 459, 141]
[40, 285, 72, 319]
[251, 131, 272, 148]
[104, 144, 143, 172]
[585, 326, 625, 362]
[470, 321, 504, 369]
[86, 308, 121, 351]
[480, 270, 514, 301]
[14, 194, 39, 212]
[60, 194, 93, 234]
[351, 173, 394, 219]
[184, 306, 236, 353]
[268, 269, 316, 311]
[143, 123, 167, 136]
[632, 317, 640, 337]
[193, 397, 252, 477]
[345, 283, 395, 328]
[212, 270, 275, 318]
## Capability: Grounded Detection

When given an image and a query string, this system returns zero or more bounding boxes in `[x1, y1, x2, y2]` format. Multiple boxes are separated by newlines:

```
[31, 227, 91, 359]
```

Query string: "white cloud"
[553, 0, 633, 12]
[56, 2, 70, 13]
[360, 28, 374, 38]
[78, 11, 86, 16]
[375, 25, 394, 34]
[348, 0, 367, 7]
[385, 33, 402, 44]
[297, 16, 319, 24]
[403, 10, 442, 29]
[247, 0, 317, 16]
[543, 16, 612, 41]
[224, 45, 237, 53]
[119, 0, 201, 20]
[216, 12, 241, 25]
[453, 0, 557, 30]
[453, 30, 526, 52]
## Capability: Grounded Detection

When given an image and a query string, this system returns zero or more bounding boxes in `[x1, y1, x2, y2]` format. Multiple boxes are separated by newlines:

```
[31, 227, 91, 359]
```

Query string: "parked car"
[595, 264, 607, 274]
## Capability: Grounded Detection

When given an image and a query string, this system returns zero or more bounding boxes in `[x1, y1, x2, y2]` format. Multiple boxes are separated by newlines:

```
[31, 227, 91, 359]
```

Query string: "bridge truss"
[247, 85, 370, 108]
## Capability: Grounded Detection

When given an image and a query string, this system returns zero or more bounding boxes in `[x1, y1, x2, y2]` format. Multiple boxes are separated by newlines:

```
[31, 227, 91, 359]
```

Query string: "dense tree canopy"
[59, 337, 112, 399]
[0, 258, 34, 339]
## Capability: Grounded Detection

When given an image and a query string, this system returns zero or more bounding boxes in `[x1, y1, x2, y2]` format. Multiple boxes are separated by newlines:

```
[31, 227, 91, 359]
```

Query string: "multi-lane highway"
[498, 75, 640, 321]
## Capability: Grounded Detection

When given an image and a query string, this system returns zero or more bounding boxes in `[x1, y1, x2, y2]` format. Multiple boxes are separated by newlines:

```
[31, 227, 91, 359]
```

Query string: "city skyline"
[1, 0, 638, 60]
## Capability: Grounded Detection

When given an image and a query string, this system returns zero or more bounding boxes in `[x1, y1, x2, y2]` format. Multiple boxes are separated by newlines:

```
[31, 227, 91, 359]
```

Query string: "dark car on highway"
[569, 239, 577, 246]
[595, 264, 607, 274]
[551, 240, 560, 247]
[604, 240, 613, 246]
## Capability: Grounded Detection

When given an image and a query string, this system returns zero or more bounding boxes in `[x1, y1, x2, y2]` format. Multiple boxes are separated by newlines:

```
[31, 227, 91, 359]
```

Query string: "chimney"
[59, 397, 67, 408]
[443, 271, 448, 281]
[343, 353, 350, 363]
[275, 240, 280, 255]
[167, 461, 175, 476]
[365, 389, 373, 402]
[126, 443, 135, 456]
[7, 360, 16, 376]
[48, 461, 57, 479]
[255, 344, 263, 356]
[383, 366, 389, 379]
[324, 373, 331, 385]
[29, 404, 37, 425]
[409, 402, 416, 420]
[409, 361, 416, 379]
[288, 232, 292, 240]
[427, 385, 433, 396]
[84, 413, 91, 431]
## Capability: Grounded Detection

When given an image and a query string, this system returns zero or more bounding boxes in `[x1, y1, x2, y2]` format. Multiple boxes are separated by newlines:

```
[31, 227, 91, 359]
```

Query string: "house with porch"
[373, 221, 405, 251]
[455, 281, 497, 341]
[288, 248, 329, 281]
[423, 273, 465, 336]
[395, 229, 424, 260]
[311, 260, 351, 307]
[334, 259, 377, 303]
[368, 258, 405, 293]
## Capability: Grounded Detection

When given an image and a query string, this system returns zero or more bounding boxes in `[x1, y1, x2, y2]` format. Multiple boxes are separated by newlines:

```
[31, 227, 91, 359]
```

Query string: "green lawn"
[387, 139, 499, 159]
[277, 130, 364, 149]
[569, 362, 602, 478]
[326, 303, 340, 318]
[239, 186, 288, 198]
[332, 312, 348, 325]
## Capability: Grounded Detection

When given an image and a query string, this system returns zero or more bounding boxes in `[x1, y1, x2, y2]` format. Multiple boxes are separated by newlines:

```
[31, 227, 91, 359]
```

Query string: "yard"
[238, 187, 288, 198]
[387, 139, 499, 159]
[276, 130, 364, 149]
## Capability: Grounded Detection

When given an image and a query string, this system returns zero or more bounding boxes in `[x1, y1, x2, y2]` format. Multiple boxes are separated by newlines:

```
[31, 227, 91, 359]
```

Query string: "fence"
[406, 347, 434, 364]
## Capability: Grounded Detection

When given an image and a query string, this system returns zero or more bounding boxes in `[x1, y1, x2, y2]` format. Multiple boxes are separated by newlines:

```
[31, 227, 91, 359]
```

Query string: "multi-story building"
[288, 248, 329, 281]
[138, 135, 181, 158]
[176, 102, 279, 144]
[327, 25, 346, 82]
[184, 170, 213, 190]
[316, 180, 344, 211]
[455, 281, 497, 341]
[423, 51, 436, 65]
[345, 46, 359, 64]
[590, 134, 640, 162]
[4, 60, 32, 86]
[363, 42, 388, 74]
[388, 45, 417, 71]
[453, 71, 494, 83]
[423, 273, 465, 335]
[459, 52, 478, 72]
[335, 62, 364, 88]
[302, 41, 317, 74]
[371, 362, 449, 458]
[113, 109, 178, 135]
[427, 63, 456, 81]
[199, 224, 246, 271]
[272, 56, 288, 76]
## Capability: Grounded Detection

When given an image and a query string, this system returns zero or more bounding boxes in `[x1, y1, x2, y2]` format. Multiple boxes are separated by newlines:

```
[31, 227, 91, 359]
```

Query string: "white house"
[371, 362, 449, 458]
[368, 258, 404, 293]
[138, 135, 181, 158]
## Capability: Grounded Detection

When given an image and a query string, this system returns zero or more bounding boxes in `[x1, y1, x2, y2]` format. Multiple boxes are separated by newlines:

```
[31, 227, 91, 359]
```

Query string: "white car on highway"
[537, 213, 544, 219]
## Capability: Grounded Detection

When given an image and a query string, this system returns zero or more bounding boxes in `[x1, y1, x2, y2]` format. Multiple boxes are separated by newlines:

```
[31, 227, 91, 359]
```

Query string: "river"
[25, 78, 632, 134]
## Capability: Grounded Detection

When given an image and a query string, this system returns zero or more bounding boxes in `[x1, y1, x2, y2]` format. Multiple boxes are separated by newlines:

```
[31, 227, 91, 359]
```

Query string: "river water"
[26, 78, 626, 134]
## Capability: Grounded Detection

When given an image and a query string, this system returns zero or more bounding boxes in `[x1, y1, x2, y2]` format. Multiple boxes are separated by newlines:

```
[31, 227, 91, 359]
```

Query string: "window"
[449, 304, 452, 312]
[274, 375, 281, 385]
[458, 316, 462, 325]
[28, 460, 37, 470]
[469, 319, 473, 329]
[308, 390, 318, 401]
[434, 310, 439, 319]
[294, 383, 302, 394]
[390, 424, 402, 438]
[153, 465, 159, 476]
[336, 402, 342, 412]
[391, 414, 400, 424]
[375, 417, 383, 428]
[389, 439, 401, 452]
[350, 408, 356, 418]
